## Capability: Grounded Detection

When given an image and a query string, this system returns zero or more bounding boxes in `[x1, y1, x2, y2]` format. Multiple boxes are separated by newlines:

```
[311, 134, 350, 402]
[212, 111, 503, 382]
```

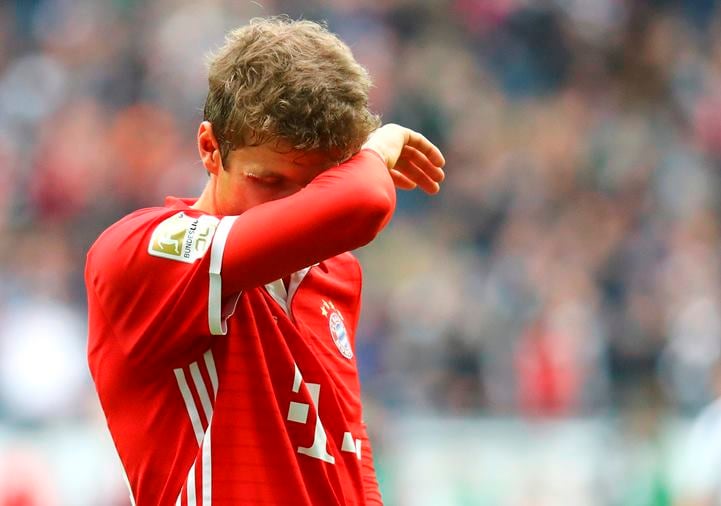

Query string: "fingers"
[394, 157, 441, 194]
[403, 129, 446, 168]
[390, 169, 417, 191]
[365, 123, 446, 194]
[401, 145, 445, 183]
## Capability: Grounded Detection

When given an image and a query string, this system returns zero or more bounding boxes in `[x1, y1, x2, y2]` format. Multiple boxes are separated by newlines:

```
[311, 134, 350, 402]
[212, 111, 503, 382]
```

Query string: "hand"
[362, 124, 445, 194]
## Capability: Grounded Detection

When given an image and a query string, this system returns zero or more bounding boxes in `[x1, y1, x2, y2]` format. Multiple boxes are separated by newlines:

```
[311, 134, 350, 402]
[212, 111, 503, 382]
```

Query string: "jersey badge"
[321, 300, 353, 359]
[148, 212, 220, 263]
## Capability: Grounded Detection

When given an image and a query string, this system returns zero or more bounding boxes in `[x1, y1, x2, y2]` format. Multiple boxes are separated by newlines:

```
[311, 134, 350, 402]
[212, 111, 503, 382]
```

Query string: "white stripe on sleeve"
[202, 426, 212, 506]
[174, 351, 218, 506]
[174, 367, 204, 445]
[189, 362, 213, 423]
[208, 216, 238, 335]
[203, 349, 218, 397]
[187, 461, 196, 506]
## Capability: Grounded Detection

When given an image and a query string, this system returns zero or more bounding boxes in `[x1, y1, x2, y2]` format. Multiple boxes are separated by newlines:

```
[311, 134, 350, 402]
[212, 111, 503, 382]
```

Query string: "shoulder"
[89, 207, 220, 258]
[87, 207, 173, 267]
[326, 251, 360, 268]
[86, 207, 220, 285]
[311, 252, 363, 299]
[320, 252, 362, 279]
[90, 206, 171, 244]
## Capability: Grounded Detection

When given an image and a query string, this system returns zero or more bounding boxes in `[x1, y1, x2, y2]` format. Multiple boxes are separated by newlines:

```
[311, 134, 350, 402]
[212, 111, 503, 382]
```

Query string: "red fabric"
[217, 148, 395, 296]
[86, 149, 393, 505]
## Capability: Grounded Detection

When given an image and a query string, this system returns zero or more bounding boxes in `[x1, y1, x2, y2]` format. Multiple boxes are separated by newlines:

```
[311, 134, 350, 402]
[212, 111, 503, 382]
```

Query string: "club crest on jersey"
[148, 212, 220, 263]
[321, 300, 353, 359]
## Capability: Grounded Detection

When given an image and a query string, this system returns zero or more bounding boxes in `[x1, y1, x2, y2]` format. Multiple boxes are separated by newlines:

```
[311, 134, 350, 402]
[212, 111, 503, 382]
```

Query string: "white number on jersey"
[286, 364, 362, 463]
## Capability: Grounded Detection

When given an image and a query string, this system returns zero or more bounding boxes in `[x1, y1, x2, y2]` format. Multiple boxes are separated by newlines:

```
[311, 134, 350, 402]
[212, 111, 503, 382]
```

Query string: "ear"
[197, 121, 224, 175]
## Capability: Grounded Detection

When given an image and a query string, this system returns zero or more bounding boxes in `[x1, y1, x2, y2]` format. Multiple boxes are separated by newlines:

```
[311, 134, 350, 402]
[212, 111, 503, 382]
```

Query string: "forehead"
[284, 148, 334, 168]
[230, 143, 335, 173]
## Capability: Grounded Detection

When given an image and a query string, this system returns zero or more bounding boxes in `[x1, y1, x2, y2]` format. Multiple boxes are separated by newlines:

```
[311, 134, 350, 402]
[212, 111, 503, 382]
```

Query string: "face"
[221, 144, 335, 215]
[195, 121, 337, 215]
[199, 141, 336, 217]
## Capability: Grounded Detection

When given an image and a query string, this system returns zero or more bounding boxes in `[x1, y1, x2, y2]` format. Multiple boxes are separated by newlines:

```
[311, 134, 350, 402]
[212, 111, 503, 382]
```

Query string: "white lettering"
[286, 364, 335, 464]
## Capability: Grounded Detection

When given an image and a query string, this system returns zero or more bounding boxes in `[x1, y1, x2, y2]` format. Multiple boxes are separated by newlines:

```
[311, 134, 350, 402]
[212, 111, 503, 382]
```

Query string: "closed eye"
[245, 172, 285, 187]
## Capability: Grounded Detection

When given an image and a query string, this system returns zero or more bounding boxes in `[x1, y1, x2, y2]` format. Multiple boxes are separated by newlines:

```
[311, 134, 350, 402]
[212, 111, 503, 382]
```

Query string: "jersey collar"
[264, 266, 314, 320]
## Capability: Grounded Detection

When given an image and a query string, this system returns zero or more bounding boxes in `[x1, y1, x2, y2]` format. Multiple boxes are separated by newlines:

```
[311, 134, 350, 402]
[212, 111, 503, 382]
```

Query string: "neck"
[191, 181, 217, 214]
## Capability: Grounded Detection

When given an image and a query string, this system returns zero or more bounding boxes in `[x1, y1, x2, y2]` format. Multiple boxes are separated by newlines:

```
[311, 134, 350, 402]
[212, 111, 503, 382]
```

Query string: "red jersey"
[86, 150, 394, 505]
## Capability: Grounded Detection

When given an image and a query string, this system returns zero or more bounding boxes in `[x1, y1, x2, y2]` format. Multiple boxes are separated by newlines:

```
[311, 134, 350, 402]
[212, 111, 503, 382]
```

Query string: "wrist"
[360, 147, 388, 168]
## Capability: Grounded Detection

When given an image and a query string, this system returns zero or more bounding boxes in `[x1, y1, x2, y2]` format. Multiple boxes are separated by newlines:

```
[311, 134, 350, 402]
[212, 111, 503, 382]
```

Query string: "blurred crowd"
[3, 0, 721, 503]
[351, 0, 721, 421]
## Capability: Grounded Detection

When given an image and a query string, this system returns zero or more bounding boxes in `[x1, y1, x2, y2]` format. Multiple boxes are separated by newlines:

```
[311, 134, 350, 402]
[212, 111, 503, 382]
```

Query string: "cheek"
[236, 186, 286, 210]
[245, 190, 274, 208]
[272, 185, 303, 200]
[216, 177, 254, 214]
[219, 175, 303, 213]
[249, 184, 303, 205]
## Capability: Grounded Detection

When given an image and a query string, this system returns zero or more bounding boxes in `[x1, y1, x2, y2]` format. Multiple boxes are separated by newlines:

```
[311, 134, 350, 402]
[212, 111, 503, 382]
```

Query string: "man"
[86, 17, 444, 505]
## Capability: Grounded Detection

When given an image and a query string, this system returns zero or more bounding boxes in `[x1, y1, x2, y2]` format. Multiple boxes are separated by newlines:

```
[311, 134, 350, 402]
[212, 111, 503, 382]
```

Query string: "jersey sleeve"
[86, 149, 395, 367]
[216, 149, 395, 297]
[86, 209, 226, 367]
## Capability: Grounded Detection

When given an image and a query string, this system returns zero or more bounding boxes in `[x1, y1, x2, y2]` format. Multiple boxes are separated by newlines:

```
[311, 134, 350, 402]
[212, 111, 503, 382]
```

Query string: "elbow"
[350, 185, 396, 245]
[368, 185, 396, 227]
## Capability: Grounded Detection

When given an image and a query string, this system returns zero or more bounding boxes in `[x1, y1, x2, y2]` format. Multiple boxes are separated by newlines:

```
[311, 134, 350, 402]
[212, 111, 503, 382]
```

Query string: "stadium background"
[1, 0, 721, 504]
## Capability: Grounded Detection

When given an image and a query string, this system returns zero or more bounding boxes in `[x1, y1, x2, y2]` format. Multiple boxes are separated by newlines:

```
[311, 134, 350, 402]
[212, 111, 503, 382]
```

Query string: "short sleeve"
[86, 209, 241, 367]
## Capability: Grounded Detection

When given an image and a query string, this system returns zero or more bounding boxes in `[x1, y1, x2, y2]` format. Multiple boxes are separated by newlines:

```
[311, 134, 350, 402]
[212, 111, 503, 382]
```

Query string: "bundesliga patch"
[321, 300, 353, 359]
[148, 212, 219, 263]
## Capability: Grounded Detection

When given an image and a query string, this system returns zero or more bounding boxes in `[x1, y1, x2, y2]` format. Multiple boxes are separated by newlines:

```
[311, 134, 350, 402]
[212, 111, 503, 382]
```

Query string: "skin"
[192, 120, 445, 216]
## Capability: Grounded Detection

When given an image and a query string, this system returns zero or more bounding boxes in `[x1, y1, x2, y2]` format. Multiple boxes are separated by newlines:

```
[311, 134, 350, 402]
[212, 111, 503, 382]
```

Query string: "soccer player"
[86, 17, 444, 506]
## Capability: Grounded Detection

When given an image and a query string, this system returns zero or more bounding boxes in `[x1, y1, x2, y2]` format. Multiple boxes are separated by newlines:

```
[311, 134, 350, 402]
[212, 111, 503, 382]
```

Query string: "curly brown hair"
[204, 17, 380, 164]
